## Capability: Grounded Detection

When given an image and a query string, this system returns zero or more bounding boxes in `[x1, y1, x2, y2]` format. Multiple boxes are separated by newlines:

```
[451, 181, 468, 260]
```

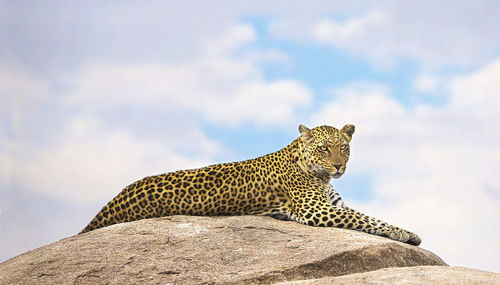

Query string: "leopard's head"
[297, 124, 355, 180]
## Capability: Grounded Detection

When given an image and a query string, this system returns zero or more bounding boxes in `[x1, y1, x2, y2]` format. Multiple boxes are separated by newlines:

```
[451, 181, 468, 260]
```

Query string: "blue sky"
[2, 1, 500, 273]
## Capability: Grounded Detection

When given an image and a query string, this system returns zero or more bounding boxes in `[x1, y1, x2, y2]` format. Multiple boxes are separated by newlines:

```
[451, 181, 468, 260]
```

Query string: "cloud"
[204, 80, 311, 126]
[313, 11, 388, 43]
[312, 58, 500, 272]
[2, 116, 222, 204]
[0, 64, 50, 137]
[203, 24, 257, 55]
[413, 74, 441, 93]
[450, 59, 500, 115]
[271, 2, 500, 67]
[64, 25, 311, 127]
[65, 62, 311, 127]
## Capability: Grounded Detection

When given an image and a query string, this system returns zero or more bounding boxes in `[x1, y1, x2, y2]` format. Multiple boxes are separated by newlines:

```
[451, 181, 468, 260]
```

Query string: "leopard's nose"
[333, 164, 342, 170]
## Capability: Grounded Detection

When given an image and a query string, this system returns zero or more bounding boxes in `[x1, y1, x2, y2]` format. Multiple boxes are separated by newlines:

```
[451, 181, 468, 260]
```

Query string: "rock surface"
[278, 266, 500, 285]
[0, 215, 450, 284]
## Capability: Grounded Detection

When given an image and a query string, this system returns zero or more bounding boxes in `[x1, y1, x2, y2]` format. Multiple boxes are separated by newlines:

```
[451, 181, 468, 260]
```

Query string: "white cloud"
[203, 80, 311, 126]
[244, 49, 291, 65]
[2, 116, 222, 203]
[64, 25, 311, 127]
[203, 24, 256, 55]
[0, 64, 50, 134]
[315, 82, 404, 134]
[313, 11, 388, 43]
[313, 59, 500, 272]
[271, 2, 500, 67]
[450, 59, 500, 115]
[414, 74, 441, 93]
[65, 61, 311, 127]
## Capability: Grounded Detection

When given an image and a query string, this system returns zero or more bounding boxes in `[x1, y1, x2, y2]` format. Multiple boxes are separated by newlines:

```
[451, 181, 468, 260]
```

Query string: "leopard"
[80, 124, 421, 246]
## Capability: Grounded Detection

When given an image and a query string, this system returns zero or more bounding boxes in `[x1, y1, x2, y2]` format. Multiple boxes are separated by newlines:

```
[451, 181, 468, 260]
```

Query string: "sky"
[1, 0, 500, 273]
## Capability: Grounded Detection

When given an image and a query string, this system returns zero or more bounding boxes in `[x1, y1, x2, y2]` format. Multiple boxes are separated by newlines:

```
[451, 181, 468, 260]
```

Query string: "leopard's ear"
[298, 124, 313, 143]
[341, 124, 355, 141]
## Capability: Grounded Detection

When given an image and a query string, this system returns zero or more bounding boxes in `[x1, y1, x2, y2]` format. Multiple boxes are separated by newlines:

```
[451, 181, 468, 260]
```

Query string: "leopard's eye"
[340, 144, 348, 151]
[319, 145, 329, 152]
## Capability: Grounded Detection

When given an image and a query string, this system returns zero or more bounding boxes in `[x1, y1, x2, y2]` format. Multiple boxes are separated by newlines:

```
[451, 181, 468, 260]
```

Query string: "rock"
[278, 266, 500, 285]
[0, 215, 446, 284]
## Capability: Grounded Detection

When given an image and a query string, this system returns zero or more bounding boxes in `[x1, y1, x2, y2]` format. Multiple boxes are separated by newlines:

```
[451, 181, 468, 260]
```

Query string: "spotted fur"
[80, 124, 421, 246]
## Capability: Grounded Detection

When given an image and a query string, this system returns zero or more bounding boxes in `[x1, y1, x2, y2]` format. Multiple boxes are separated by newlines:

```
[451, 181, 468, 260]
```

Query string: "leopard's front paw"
[386, 226, 421, 246]
[396, 228, 421, 246]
